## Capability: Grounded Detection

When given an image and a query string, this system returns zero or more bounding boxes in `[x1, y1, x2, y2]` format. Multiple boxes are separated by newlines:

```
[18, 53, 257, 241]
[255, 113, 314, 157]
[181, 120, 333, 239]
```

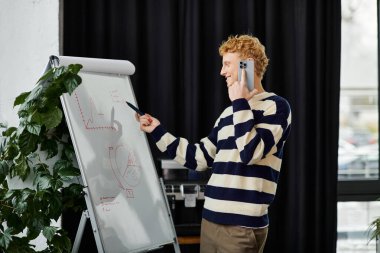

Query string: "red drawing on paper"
[108, 144, 141, 197]
[110, 89, 124, 103]
[100, 196, 121, 212]
[74, 92, 116, 131]
[125, 189, 134, 198]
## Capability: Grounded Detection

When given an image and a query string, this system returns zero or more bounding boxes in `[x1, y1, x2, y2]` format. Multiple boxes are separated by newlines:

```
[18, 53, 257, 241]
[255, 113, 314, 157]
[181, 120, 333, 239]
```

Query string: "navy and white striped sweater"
[151, 92, 292, 228]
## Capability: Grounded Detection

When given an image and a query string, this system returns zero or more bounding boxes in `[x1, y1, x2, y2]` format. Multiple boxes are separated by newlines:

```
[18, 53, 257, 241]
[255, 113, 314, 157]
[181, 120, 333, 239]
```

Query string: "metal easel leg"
[71, 210, 90, 253]
[159, 178, 182, 253]
[173, 238, 181, 253]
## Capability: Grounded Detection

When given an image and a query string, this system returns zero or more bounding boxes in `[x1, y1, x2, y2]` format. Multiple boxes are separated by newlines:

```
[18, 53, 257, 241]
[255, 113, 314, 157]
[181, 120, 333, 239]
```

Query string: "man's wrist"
[150, 124, 166, 142]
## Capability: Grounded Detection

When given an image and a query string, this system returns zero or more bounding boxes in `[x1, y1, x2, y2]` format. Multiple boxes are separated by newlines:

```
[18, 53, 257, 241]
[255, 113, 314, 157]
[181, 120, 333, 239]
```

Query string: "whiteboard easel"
[48, 56, 180, 253]
[71, 179, 180, 253]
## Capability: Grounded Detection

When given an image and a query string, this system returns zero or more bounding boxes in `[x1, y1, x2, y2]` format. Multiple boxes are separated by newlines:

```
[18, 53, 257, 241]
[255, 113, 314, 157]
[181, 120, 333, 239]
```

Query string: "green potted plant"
[0, 63, 86, 252]
[368, 216, 380, 250]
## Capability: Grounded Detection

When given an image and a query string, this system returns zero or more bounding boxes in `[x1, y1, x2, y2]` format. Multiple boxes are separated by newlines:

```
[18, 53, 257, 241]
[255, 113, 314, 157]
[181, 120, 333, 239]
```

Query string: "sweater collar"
[251, 91, 275, 101]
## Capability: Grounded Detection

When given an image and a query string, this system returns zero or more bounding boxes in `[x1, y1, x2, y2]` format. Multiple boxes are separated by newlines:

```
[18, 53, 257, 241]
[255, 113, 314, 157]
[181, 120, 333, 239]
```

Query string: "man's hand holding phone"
[238, 60, 254, 91]
[228, 60, 258, 101]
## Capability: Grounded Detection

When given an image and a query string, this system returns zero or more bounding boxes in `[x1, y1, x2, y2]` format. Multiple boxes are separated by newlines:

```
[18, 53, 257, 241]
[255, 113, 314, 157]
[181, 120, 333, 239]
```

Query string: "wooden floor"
[178, 236, 200, 245]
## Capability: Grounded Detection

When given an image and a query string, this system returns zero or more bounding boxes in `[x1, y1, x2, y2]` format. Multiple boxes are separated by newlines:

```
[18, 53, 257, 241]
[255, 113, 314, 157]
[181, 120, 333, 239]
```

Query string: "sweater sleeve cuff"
[150, 124, 167, 143]
[232, 98, 250, 112]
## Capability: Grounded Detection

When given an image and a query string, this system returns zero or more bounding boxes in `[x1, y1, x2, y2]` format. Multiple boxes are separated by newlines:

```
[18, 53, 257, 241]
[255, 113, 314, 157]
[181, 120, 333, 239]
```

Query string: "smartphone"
[238, 60, 254, 91]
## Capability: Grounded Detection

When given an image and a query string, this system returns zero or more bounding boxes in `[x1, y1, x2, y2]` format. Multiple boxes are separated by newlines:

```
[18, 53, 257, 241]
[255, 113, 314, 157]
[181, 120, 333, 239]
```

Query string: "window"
[338, 0, 380, 252]
[337, 202, 380, 253]
[339, 0, 378, 181]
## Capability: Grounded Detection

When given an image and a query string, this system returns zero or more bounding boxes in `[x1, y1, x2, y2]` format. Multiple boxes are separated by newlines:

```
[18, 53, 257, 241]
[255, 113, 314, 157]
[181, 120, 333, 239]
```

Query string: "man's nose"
[220, 67, 226, 76]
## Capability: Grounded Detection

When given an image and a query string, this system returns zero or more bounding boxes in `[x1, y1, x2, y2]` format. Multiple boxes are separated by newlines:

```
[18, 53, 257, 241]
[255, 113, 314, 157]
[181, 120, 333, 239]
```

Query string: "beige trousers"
[200, 219, 268, 253]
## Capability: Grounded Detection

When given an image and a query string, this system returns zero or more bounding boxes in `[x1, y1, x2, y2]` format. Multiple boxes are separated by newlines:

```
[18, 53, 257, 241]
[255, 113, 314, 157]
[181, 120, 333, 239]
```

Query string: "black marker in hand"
[126, 101, 152, 123]
[126, 101, 145, 115]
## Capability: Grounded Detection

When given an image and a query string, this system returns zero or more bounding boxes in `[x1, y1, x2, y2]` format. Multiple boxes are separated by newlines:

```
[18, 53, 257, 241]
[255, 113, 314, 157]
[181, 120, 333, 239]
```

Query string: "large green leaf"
[36, 67, 54, 84]
[66, 183, 84, 195]
[14, 199, 28, 214]
[43, 226, 58, 242]
[33, 190, 49, 208]
[44, 82, 65, 100]
[2, 146, 16, 161]
[35, 174, 52, 190]
[63, 145, 75, 161]
[16, 124, 26, 137]
[52, 160, 72, 177]
[0, 160, 9, 183]
[18, 130, 39, 155]
[17, 99, 40, 119]
[17, 109, 30, 119]
[48, 193, 63, 220]
[4, 189, 16, 200]
[49, 178, 63, 191]
[2, 127, 17, 137]
[64, 74, 82, 95]
[30, 215, 46, 232]
[23, 85, 44, 104]
[53, 66, 65, 79]
[50, 232, 71, 252]
[40, 139, 58, 159]
[31, 163, 48, 175]
[26, 226, 40, 240]
[20, 189, 34, 202]
[13, 92, 31, 107]
[58, 166, 81, 179]
[32, 107, 62, 130]
[26, 122, 42, 136]
[0, 227, 13, 249]
[68, 64, 82, 74]
[5, 213, 23, 234]
[6, 236, 35, 253]
[13, 152, 30, 181]
[2, 143, 19, 160]
[62, 183, 85, 211]
[0, 160, 9, 173]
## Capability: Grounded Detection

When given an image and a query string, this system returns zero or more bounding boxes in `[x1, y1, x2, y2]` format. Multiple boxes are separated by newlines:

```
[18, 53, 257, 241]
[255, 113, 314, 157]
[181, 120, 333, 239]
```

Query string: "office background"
[0, 0, 342, 252]
[62, 1, 340, 253]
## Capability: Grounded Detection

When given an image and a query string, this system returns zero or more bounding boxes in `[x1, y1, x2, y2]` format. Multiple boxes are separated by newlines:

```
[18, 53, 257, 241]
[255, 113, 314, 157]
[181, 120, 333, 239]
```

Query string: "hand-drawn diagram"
[74, 91, 116, 130]
[110, 89, 124, 103]
[100, 196, 119, 212]
[108, 144, 142, 198]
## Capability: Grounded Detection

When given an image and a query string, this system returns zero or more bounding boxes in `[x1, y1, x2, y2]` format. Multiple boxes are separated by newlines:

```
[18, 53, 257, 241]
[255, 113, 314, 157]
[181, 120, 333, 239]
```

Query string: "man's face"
[220, 52, 241, 87]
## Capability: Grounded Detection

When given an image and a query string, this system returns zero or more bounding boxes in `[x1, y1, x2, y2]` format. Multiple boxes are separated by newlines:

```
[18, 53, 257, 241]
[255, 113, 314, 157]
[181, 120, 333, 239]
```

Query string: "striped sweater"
[151, 92, 292, 228]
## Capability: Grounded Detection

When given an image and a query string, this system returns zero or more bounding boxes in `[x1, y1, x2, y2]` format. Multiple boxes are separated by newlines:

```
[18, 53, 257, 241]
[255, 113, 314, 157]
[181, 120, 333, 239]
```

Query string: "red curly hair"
[219, 35, 269, 79]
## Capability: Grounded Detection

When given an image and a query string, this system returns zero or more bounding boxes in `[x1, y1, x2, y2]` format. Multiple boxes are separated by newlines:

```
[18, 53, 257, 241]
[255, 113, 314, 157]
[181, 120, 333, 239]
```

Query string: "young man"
[136, 34, 292, 253]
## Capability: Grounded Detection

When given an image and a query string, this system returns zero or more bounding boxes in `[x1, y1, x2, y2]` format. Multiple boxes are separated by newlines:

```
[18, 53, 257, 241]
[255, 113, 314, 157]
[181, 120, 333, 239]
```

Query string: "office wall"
[0, 0, 59, 127]
[0, 0, 60, 250]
